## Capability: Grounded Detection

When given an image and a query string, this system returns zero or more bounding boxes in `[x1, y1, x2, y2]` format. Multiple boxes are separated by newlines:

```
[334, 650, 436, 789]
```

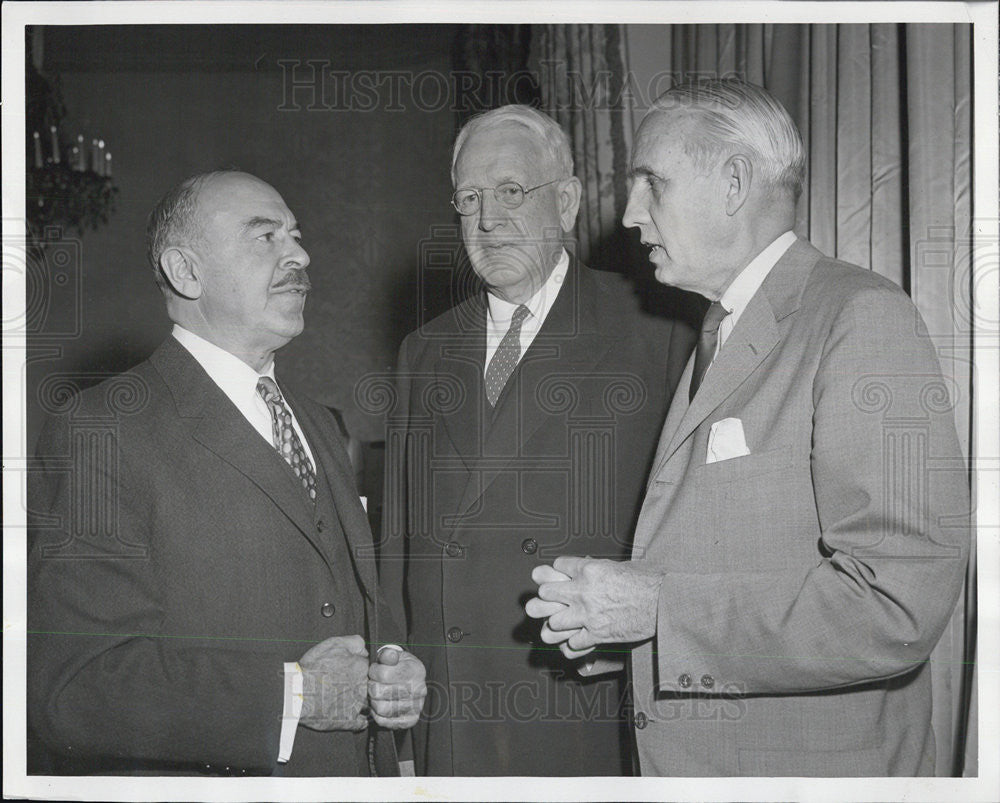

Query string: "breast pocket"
[695, 445, 818, 570]
[694, 444, 795, 483]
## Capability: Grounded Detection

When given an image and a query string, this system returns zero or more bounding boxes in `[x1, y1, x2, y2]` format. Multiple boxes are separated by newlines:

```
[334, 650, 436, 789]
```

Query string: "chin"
[270, 315, 305, 342]
[470, 253, 530, 289]
[653, 264, 676, 286]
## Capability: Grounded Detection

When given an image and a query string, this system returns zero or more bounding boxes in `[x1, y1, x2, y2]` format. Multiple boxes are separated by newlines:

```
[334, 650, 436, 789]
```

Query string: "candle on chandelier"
[76, 134, 85, 170]
[105, 152, 113, 177]
[91, 139, 100, 175]
[50, 125, 60, 164]
[33, 131, 43, 168]
[97, 140, 106, 177]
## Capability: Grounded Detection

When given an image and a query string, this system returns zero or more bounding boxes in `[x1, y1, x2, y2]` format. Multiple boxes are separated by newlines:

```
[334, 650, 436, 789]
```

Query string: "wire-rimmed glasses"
[451, 179, 563, 216]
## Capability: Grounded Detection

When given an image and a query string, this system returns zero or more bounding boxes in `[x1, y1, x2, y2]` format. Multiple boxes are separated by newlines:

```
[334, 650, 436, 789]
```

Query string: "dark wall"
[28, 25, 463, 445]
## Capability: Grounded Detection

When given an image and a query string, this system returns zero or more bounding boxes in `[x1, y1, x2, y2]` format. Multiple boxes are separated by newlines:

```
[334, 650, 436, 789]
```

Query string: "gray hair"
[145, 169, 236, 293]
[451, 105, 574, 185]
[649, 79, 805, 199]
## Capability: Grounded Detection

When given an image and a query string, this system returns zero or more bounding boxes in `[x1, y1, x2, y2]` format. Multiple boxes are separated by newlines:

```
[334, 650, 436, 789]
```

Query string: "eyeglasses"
[451, 179, 563, 216]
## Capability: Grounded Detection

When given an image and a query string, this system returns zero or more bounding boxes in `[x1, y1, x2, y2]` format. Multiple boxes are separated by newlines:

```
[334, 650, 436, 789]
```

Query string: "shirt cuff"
[278, 661, 304, 764]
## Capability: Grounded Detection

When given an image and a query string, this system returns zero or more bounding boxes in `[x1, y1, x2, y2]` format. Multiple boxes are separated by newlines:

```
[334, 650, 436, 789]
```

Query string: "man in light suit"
[527, 80, 970, 776]
[379, 106, 694, 775]
[27, 170, 426, 776]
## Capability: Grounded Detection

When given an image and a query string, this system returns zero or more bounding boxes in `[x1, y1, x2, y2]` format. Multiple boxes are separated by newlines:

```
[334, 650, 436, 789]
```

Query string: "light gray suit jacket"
[629, 239, 969, 776]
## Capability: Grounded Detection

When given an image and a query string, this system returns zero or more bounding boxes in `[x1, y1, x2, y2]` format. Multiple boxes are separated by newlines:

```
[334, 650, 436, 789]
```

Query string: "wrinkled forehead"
[197, 173, 291, 221]
[638, 109, 699, 145]
[631, 111, 698, 166]
[454, 122, 551, 183]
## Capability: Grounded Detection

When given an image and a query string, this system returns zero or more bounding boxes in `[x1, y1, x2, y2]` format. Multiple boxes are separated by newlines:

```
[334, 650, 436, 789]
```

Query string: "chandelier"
[26, 50, 118, 242]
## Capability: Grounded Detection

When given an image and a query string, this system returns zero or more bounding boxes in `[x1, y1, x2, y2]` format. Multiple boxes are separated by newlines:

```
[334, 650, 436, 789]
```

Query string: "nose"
[477, 189, 506, 233]
[284, 235, 310, 269]
[621, 182, 647, 230]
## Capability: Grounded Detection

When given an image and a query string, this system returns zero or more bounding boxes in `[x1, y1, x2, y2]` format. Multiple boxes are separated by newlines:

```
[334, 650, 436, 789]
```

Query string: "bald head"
[146, 169, 239, 293]
[148, 170, 311, 371]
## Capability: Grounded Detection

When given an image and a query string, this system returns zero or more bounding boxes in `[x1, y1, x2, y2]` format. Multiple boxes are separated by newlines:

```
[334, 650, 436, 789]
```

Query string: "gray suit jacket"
[629, 239, 970, 776]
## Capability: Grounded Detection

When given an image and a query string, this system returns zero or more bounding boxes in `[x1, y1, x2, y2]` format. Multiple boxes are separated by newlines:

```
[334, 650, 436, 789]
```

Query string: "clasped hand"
[524, 556, 662, 659]
[298, 635, 426, 731]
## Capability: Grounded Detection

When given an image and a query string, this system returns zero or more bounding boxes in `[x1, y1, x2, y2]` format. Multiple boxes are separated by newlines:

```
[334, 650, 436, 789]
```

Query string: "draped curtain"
[530, 22, 975, 777]
[529, 26, 635, 269]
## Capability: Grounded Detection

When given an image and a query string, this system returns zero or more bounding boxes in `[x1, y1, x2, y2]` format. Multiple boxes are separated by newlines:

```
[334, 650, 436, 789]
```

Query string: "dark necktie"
[484, 304, 531, 406]
[256, 376, 317, 503]
[689, 301, 730, 402]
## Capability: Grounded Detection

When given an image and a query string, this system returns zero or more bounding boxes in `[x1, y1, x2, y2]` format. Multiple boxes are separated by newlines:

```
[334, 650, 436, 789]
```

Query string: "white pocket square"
[707, 417, 750, 463]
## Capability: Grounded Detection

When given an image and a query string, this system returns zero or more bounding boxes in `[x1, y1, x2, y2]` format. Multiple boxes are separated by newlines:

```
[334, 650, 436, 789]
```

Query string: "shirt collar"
[171, 324, 276, 403]
[719, 231, 797, 319]
[486, 248, 570, 328]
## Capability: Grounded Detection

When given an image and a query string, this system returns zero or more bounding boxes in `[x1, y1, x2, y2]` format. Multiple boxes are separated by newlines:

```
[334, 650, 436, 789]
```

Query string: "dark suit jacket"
[27, 337, 400, 776]
[380, 262, 695, 775]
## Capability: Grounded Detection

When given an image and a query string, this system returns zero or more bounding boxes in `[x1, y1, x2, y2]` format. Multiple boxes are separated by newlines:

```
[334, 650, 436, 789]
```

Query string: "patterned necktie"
[484, 304, 531, 407]
[256, 376, 317, 503]
[689, 301, 730, 402]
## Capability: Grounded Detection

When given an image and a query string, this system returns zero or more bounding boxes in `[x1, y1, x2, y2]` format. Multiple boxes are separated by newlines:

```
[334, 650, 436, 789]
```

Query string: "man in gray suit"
[527, 80, 970, 776]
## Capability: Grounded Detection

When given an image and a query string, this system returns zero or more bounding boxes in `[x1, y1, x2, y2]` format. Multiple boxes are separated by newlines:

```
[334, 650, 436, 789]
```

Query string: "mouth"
[273, 285, 310, 295]
[641, 241, 664, 257]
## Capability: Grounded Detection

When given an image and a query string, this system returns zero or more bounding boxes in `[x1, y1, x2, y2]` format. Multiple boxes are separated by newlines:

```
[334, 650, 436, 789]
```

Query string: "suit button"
[678, 673, 692, 689]
[445, 541, 464, 557]
[520, 538, 538, 555]
[447, 627, 464, 643]
[316, 519, 325, 532]
[634, 711, 648, 729]
[701, 674, 715, 689]
[320, 602, 336, 618]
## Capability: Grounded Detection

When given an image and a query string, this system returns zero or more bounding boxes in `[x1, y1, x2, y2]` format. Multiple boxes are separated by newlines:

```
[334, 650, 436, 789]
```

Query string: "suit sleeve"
[27, 413, 287, 772]
[651, 285, 970, 694]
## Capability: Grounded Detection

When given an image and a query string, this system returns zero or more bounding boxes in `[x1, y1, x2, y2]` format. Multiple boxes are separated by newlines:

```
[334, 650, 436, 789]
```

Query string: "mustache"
[273, 269, 311, 291]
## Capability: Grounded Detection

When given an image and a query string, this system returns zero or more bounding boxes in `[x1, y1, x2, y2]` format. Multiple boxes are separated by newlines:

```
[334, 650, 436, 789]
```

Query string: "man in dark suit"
[528, 80, 970, 776]
[27, 170, 426, 776]
[379, 106, 694, 775]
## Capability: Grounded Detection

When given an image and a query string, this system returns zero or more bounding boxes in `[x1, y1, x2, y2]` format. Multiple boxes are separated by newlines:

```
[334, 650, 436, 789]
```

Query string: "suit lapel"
[151, 338, 328, 562]
[646, 353, 694, 491]
[650, 239, 820, 475]
[455, 263, 614, 516]
[437, 296, 488, 470]
[287, 389, 378, 603]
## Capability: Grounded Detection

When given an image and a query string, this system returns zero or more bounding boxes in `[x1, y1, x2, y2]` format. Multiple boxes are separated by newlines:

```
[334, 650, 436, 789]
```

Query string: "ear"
[557, 176, 583, 232]
[159, 247, 203, 300]
[724, 155, 752, 216]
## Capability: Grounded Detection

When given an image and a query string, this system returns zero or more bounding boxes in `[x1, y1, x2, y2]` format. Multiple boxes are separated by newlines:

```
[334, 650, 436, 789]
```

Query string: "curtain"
[529, 25, 635, 269]
[530, 23, 976, 776]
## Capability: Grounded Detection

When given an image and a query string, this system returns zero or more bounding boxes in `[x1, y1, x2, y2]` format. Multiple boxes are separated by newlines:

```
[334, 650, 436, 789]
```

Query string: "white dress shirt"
[171, 325, 316, 466]
[171, 324, 310, 764]
[484, 249, 570, 374]
[715, 231, 797, 355]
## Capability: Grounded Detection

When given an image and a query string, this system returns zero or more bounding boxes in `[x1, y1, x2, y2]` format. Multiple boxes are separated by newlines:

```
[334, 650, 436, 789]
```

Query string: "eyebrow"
[240, 216, 301, 234]
[627, 164, 657, 181]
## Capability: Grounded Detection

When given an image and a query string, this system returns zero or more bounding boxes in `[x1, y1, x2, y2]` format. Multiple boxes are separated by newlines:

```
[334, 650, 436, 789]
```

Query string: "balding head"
[148, 170, 310, 371]
[146, 169, 241, 294]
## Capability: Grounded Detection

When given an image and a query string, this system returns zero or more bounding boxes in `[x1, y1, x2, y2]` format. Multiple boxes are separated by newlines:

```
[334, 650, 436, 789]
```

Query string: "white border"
[3, 2, 997, 801]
